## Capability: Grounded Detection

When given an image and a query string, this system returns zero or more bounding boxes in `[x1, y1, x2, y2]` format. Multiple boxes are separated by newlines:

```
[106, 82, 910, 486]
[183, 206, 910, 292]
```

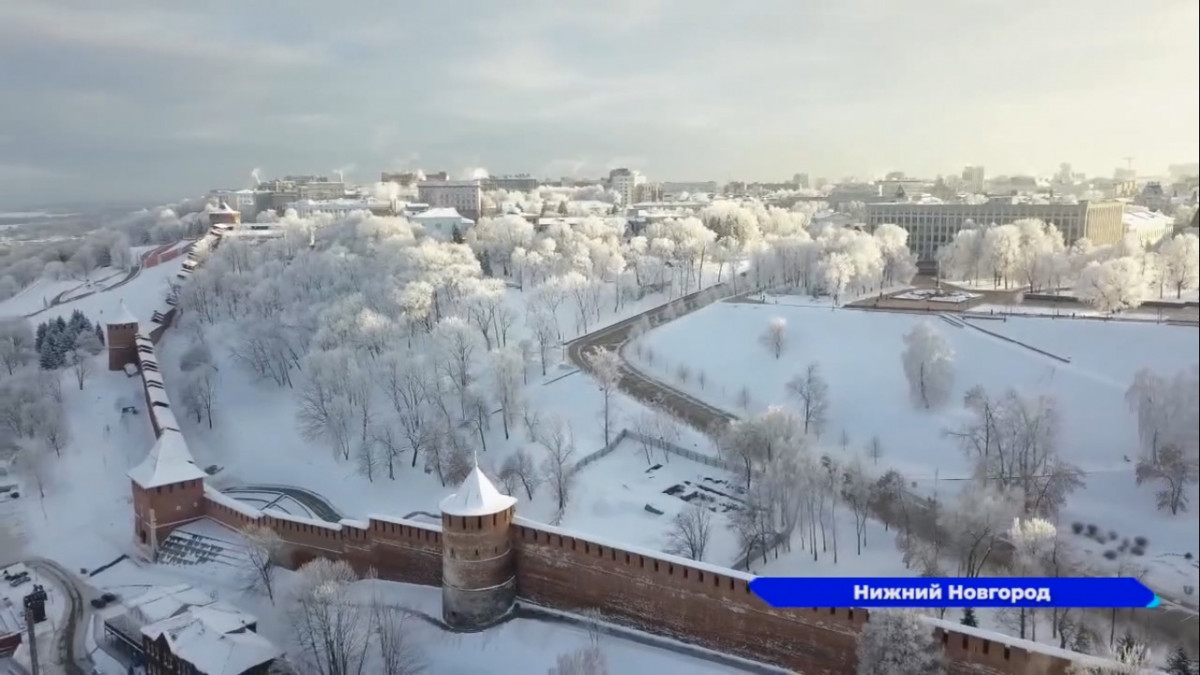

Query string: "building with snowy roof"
[1122, 205, 1174, 245]
[102, 585, 279, 674]
[409, 207, 473, 241]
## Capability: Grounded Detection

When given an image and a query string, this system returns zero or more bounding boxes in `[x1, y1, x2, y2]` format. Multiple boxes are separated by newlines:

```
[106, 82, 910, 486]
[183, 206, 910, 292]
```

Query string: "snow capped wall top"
[128, 429, 207, 489]
[439, 466, 516, 517]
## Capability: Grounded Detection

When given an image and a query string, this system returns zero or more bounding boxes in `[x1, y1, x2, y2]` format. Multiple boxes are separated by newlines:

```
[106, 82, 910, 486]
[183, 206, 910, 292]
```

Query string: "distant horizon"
[4, 161, 1197, 214]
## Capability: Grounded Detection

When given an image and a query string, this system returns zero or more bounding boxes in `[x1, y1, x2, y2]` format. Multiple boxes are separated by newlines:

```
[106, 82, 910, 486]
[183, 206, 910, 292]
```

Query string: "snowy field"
[33, 255, 186, 327]
[0, 266, 128, 318]
[632, 295, 1200, 600]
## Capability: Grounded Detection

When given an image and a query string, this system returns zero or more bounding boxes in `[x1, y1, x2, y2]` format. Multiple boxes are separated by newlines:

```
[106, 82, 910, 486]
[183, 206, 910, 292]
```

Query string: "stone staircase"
[156, 528, 252, 569]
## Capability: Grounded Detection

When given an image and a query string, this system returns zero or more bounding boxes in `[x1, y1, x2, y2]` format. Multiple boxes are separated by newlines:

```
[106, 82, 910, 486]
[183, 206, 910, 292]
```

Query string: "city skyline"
[0, 0, 1196, 208]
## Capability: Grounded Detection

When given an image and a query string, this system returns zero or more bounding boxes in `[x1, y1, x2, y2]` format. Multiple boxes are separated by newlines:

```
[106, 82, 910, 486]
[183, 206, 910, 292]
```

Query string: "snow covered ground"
[631, 295, 1200, 601]
[32, 256, 185, 327]
[1, 267, 126, 319]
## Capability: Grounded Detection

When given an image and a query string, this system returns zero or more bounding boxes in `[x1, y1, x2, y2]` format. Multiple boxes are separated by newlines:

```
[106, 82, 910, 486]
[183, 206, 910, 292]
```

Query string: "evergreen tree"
[1165, 647, 1192, 675]
[451, 225, 464, 244]
[557, 200, 568, 215]
[479, 250, 493, 276]
[95, 323, 105, 346]
[35, 322, 48, 352]
[54, 316, 67, 334]
[69, 309, 88, 333]
[960, 608, 978, 627]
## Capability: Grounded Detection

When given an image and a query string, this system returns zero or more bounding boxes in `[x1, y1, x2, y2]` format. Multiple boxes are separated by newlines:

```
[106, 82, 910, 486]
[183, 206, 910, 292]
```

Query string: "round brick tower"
[439, 464, 518, 630]
[106, 302, 140, 371]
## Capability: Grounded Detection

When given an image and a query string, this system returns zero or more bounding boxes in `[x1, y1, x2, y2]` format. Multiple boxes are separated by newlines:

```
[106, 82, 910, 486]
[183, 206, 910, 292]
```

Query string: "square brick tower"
[106, 302, 140, 371]
[128, 429, 208, 553]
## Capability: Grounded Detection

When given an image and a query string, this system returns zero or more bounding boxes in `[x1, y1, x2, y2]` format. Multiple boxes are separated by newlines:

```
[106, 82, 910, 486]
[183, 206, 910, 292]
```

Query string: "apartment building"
[608, 168, 645, 206]
[864, 199, 1124, 261]
[417, 179, 482, 222]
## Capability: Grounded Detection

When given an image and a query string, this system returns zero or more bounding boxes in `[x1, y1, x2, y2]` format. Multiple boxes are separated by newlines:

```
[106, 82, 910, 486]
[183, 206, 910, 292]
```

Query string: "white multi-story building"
[417, 180, 482, 222]
[1122, 206, 1174, 246]
[208, 189, 258, 220]
[609, 168, 645, 206]
[287, 197, 395, 218]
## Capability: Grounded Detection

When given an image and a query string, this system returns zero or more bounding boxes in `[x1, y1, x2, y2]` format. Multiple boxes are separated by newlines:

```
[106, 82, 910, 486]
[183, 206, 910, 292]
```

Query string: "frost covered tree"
[241, 524, 284, 603]
[785, 363, 829, 436]
[538, 416, 576, 522]
[664, 503, 712, 561]
[287, 558, 371, 675]
[1008, 517, 1057, 639]
[1158, 233, 1200, 299]
[490, 347, 524, 440]
[842, 459, 872, 554]
[69, 329, 101, 390]
[947, 386, 1084, 518]
[1065, 638, 1152, 675]
[181, 363, 218, 428]
[759, 317, 787, 359]
[0, 319, 35, 375]
[499, 448, 541, 500]
[1126, 366, 1199, 514]
[370, 600, 426, 675]
[900, 321, 954, 409]
[1075, 258, 1146, 313]
[584, 346, 623, 445]
[34, 400, 70, 457]
[855, 609, 944, 675]
[942, 484, 1020, 577]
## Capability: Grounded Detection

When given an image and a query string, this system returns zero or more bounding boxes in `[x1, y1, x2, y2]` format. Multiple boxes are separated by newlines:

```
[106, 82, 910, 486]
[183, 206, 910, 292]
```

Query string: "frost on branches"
[900, 321, 954, 409]
[855, 609, 944, 675]
[1126, 366, 1200, 514]
[946, 386, 1083, 518]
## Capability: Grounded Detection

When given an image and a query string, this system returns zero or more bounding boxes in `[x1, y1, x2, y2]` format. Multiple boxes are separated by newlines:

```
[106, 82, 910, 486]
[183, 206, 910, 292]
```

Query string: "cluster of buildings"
[207, 162, 1196, 266]
[100, 584, 280, 675]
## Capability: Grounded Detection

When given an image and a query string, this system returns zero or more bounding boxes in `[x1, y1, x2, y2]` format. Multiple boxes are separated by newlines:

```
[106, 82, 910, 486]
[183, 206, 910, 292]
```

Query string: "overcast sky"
[1, 0, 1196, 208]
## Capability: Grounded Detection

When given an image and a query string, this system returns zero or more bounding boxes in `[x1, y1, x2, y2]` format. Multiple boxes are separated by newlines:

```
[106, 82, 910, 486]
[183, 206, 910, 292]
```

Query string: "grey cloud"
[0, 0, 1195, 208]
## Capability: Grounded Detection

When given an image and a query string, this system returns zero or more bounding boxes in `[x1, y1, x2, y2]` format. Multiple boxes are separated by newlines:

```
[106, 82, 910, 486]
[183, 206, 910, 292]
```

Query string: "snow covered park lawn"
[632, 296, 1200, 600]
[0, 266, 127, 319]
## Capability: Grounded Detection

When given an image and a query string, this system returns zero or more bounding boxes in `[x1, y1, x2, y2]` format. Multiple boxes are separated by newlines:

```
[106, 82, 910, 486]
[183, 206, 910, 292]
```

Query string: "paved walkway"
[227, 484, 343, 522]
[24, 557, 92, 675]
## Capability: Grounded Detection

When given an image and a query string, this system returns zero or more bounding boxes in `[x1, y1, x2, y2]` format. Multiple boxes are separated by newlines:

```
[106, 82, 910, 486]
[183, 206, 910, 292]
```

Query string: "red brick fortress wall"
[203, 491, 443, 586]
[508, 519, 1075, 675]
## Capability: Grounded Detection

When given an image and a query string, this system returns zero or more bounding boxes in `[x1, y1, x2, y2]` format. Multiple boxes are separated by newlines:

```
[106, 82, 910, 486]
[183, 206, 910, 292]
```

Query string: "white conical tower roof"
[128, 430, 206, 488]
[439, 465, 516, 517]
